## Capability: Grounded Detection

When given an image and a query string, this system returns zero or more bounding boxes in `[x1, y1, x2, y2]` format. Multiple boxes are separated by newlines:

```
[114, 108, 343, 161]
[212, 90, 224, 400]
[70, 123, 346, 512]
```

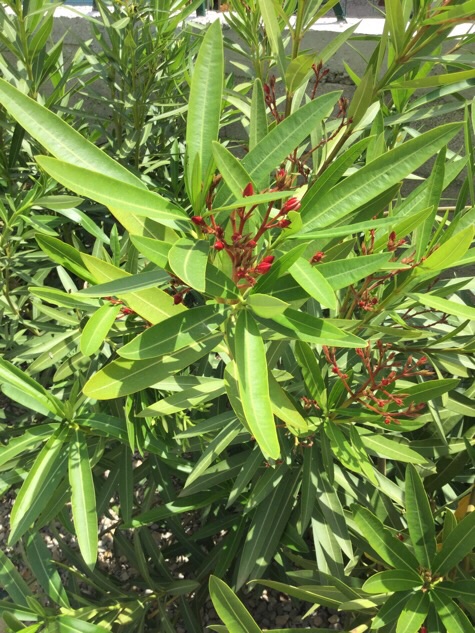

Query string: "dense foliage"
[0, 0, 474, 631]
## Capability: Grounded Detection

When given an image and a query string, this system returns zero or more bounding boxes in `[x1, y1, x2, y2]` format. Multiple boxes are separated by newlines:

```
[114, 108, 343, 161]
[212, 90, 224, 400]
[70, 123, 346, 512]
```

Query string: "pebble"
[275, 614, 289, 626]
[329, 614, 340, 624]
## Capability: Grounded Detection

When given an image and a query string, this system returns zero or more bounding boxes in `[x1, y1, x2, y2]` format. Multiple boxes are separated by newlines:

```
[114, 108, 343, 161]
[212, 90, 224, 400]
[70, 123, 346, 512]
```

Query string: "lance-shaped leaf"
[371, 591, 413, 629]
[410, 292, 475, 321]
[25, 533, 70, 608]
[209, 576, 262, 633]
[68, 430, 98, 570]
[185, 20, 224, 208]
[249, 78, 267, 150]
[301, 123, 462, 231]
[431, 589, 474, 633]
[168, 238, 209, 292]
[56, 616, 111, 633]
[36, 156, 188, 231]
[352, 506, 420, 572]
[0, 549, 33, 606]
[234, 310, 279, 459]
[315, 253, 392, 290]
[212, 142, 256, 200]
[80, 303, 121, 357]
[83, 333, 222, 399]
[396, 591, 430, 633]
[0, 359, 64, 417]
[9, 426, 68, 545]
[119, 305, 227, 360]
[432, 509, 475, 575]
[405, 465, 436, 569]
[363, 569, 423, 594]
[289, 258, 337, 310]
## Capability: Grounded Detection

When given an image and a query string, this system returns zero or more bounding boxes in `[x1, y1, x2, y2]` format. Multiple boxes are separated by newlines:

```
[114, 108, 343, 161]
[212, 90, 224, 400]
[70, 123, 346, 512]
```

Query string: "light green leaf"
[209, 576, 262, 633]
[391, 68, 475, 89]
[247, 293, 289, 318]
[36, 156, 188, 231]
[363, 569, 423, 594]
[268, 372, 307, 432]
[289, 258, 337, 310]
[257, 0, 286, 78]
[130, 235, 172, 269]
[396, 379, 460, 405]
[353, 506, 420, 572]
[83, 333, 222, 400]
[168, 238, 209, 292]
[432, 510, 475, 575]
[285, 53, 315, 94]
[139, 379, 225, 417]
[56, 616, 111, 633]
[249, 78, 268, 151]
[119, 305, 227, 360]
[410, 293, 475, 321]
[361, 434, 427, 464]
[9, 426, 68, 545]
[316, 253, 391, 290]
[396, 591, 430, 633]
[301, 123, 462, 230]
[417, 225, 474, 274]
[212, 142, 256, 201]
[185, 20, 224, 207]
[80, 303, 121, 357]
[235, 310, 279, 459]
[69, 430, 98, 570]
[0, 424, 57, 469]
[80, 270, 168, 296]
[405, 465, 436, 569]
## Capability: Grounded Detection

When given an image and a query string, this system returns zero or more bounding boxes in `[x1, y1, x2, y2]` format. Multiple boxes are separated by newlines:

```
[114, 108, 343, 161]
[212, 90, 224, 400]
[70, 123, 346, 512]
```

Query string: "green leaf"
[0, 549, 33, 606]
[168, 238, 209, 292]
[391, 68, 475, 89]
[268, 372, 308, 432]
[36, 156, 188, 231]
[25, 533, 70, 608]
[257, 0, 286, 78]
[396, 379, 460, 405]
[0, 358, 63, 417]
[247, 293, 289, 318]
[405, 465, 436, 569]
[68, 430, 98, 570]
[372, 591, 413, 629]
[56, 616, 111, 633]
[316, 253, 392, 291]
[0, 424, 57, 469]
[271, 309, 366, 348]
[236, 470, 298, 589]
[119, 305, 227, 360]
[294, 341, 326, 407]
[35, 234, 95, 284]
[80, 270, 168, 296]
[83, 332, 222, 400]
[352, 506, 420, 572]
[130, 235, 172, 269]
[410, 293, 475, 321]
[185, 20, 224, 207]
[316, 466, 353, 559]
[234, 310, 279, 459]
[256, 580, 347, 609]
[249, 79, 268, 151]
[361, 433, 427, 464]
[437, 580, 475, 603]
[140, 379, 226, 417]
[80, 303, 121, 357]
[209, 576, 262, 633]
[432, 509, 475, 575]
[363, 569, 423, 594]
[431, 589, 474, 633]
[9, 426, 68, 545]
[301, 123, 462, 230]
[396, 591, 430, 633]
[212, 142, 256, 201]
[417, 225, 474, 274]
[285, 53, 315, 94]
[289, 258, 337, 310]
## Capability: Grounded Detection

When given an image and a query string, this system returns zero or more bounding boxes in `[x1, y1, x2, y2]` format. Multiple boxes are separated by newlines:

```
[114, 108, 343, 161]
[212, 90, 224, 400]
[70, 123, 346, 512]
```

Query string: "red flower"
[191, 215, 205, 226]
[281, 197, 301, 213]
[262, 255, 275, 264]
[243, 182, 254, 197]
[214, 240, 225, 251]
[255, 262, 273, 274]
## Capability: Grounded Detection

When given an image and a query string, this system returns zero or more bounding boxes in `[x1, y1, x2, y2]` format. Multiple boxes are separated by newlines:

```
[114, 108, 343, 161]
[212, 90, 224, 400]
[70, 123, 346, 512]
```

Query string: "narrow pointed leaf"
[235, 310, 279, 459]
[353, 506, 420, 572]
[168, 238, 210, 292]
[432, 510, 475, 575]
[80, 303, 121, 356]
[431, 590, 474, 633]
[363, 569, 423, 594]
[372, 591, 412, 629]
[209, 576, 262, 633]
[25, 533, 70, 608]
[212, 142, 256, 200]
[411, 292, 475, 321]
[405, 464, 436, 569]
[0, 549, 33, 606]
[289, 258, 337, 310]
[396, 591, 430, 633]
[69, 430, 98, 570]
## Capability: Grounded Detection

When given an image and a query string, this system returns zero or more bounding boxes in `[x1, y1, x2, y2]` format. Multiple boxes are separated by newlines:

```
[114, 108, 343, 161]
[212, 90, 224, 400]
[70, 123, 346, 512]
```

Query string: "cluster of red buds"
[192, 181, 301, 290]
[104, 296, 136, 318]
[323, 342, 433, 425]
[387, 230, 407, 252]
[310, 251, 325, 264]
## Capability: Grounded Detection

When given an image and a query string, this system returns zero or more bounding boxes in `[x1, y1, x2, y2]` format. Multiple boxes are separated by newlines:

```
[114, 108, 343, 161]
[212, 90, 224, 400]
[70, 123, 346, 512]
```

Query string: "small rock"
[275, 614, 289, 627]
[328, 614, 340, 624]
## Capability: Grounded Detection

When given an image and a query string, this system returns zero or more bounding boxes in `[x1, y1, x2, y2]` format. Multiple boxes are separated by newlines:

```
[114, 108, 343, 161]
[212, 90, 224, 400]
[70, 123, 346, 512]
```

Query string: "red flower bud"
[276, 168, 286, 179]
[214, 240, 225, 251]
[173, 294, 183, 305]
[278, 218, 291, 228]
[247, 239, 257, 249]
[255, 262, 272, 274]
[121, 307, 135, 315]
[263, 84, 271, 95]
[389, 231, 397, 241]
[262, 255, 275, 264]
[384, 417, 392, 425]
[417, 356, 427, 365]
[311, 251, 325, 264]
[243, 182, 254, 197]
[419, 627, 427, 633]
[191, 215, 205, 226]
[281, 197, 301, 213]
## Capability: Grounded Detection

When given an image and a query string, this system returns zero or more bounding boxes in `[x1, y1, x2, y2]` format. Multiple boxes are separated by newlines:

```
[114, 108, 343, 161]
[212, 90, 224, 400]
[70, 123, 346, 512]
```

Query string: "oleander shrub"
[0, 0, 474, 631]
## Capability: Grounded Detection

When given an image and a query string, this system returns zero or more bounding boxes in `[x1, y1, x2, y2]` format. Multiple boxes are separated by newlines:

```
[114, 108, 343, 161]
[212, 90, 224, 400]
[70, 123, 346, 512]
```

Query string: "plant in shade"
[0, 2, 473, 631]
